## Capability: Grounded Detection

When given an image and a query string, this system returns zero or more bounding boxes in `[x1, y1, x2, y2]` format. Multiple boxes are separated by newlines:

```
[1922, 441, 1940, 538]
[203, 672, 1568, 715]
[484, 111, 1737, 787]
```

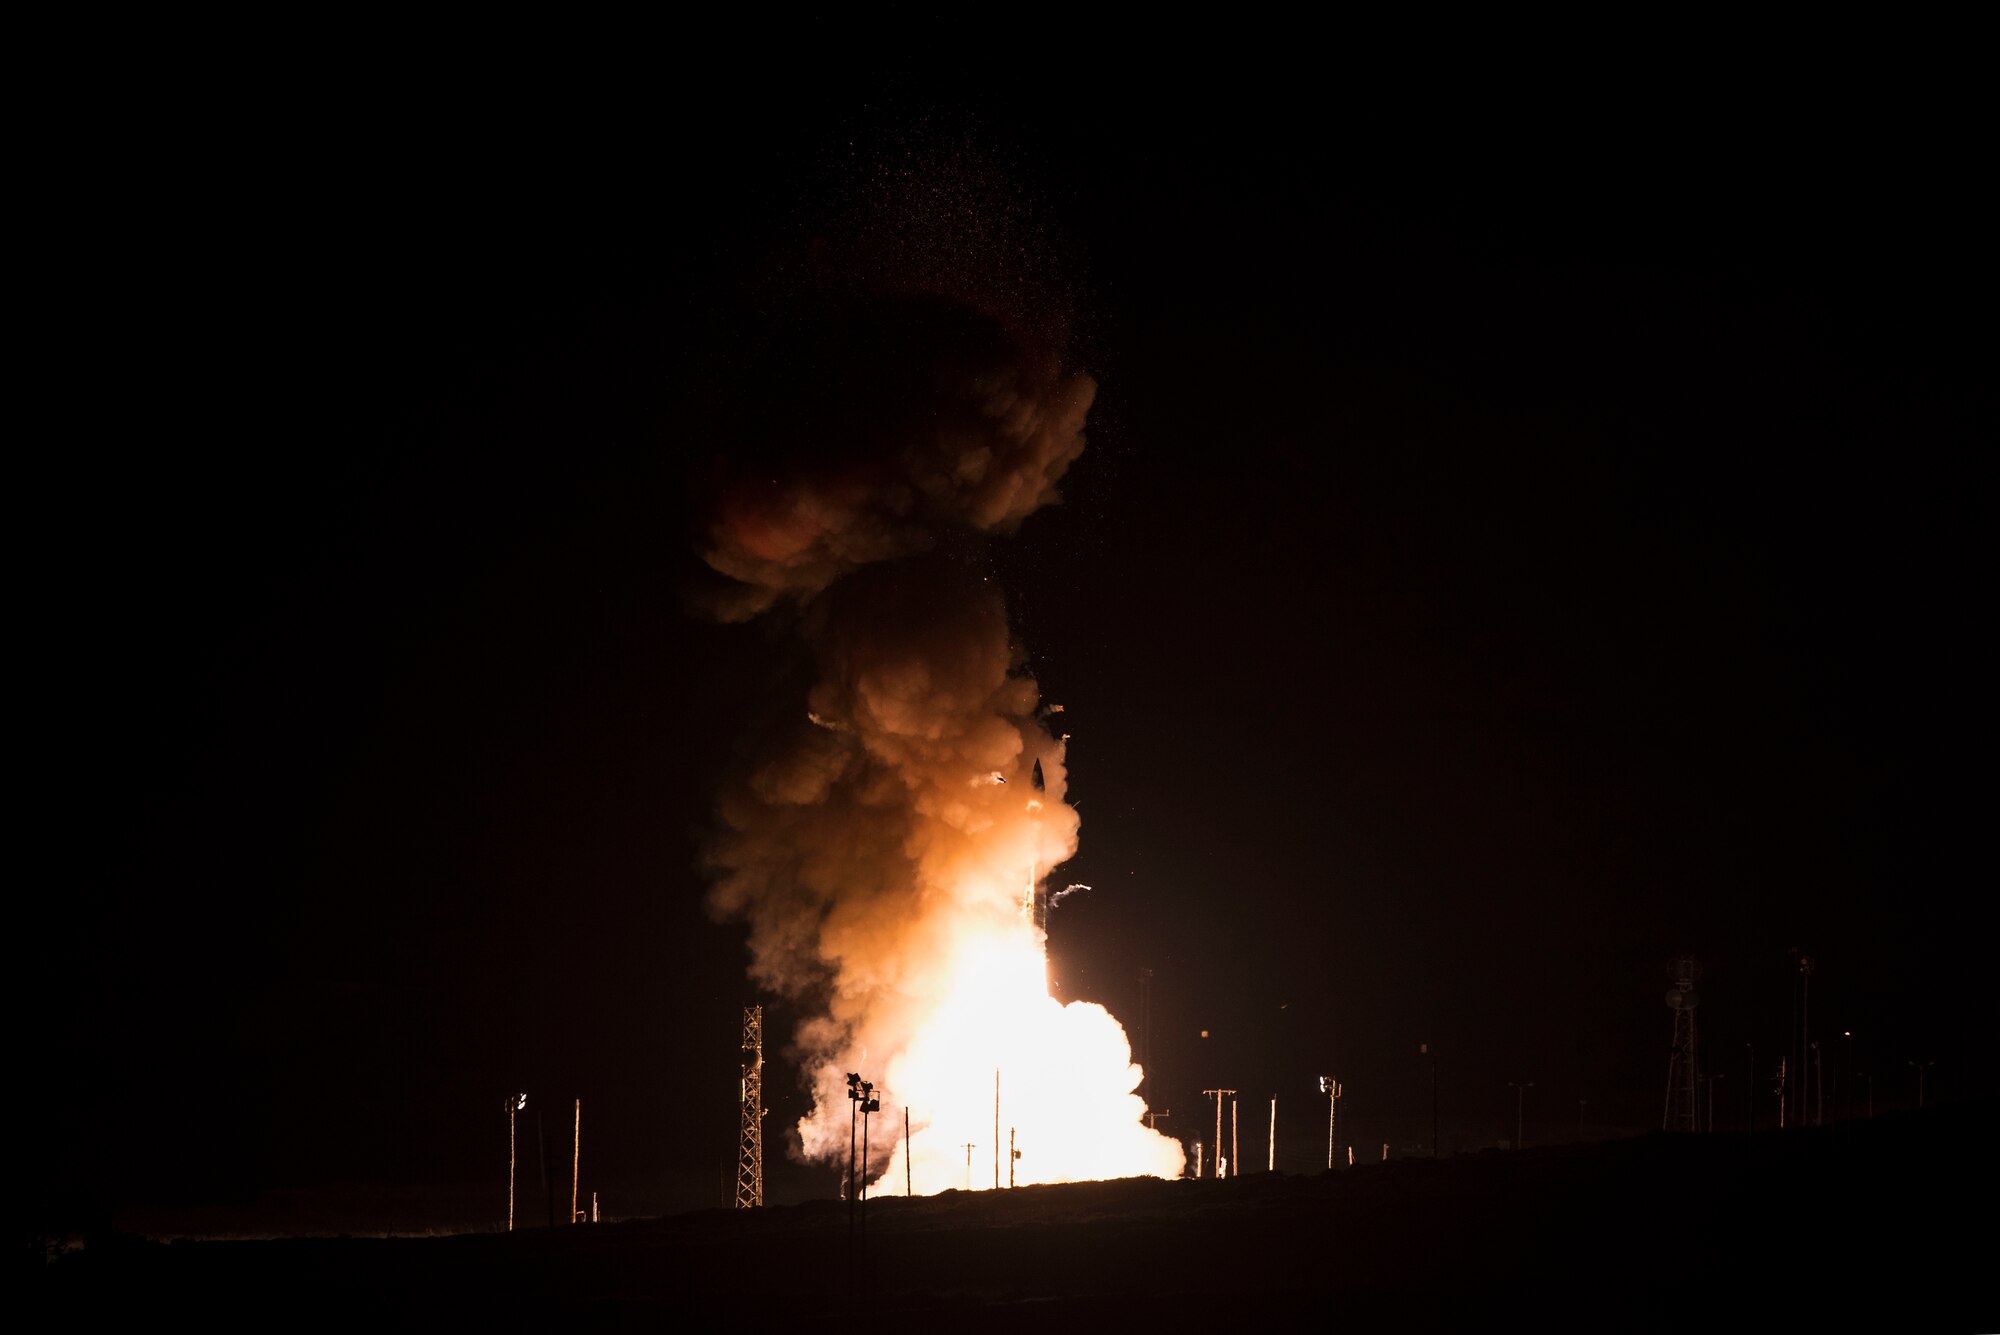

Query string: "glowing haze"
[695, 247, 1182, 1191]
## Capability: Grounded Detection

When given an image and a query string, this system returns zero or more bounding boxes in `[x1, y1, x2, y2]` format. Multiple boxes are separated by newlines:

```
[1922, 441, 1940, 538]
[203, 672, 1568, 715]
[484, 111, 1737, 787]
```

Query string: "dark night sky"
[33, 67, 1992, 1226]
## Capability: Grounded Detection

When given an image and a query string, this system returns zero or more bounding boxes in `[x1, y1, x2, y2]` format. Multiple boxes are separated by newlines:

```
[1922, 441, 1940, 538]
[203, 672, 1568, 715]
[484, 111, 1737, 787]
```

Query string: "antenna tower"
[1662, 956, 1701, 1132]
[735, 1005, 765, 1208]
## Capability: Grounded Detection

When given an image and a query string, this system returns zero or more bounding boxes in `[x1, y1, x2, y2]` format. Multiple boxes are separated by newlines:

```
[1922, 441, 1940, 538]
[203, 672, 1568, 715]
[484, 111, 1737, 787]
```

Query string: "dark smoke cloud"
[695, 293, 1093, 622]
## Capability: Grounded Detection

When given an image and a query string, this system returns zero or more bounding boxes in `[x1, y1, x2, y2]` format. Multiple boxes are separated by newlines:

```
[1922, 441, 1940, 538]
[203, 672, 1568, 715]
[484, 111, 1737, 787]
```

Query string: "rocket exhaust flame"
[696, 281, 1181, 1194]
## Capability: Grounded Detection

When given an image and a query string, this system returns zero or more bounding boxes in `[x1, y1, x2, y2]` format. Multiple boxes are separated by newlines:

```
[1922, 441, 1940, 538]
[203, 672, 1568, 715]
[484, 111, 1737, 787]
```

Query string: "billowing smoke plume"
[694, 292, 1093, 622]
[697, 277, 1181, 1191]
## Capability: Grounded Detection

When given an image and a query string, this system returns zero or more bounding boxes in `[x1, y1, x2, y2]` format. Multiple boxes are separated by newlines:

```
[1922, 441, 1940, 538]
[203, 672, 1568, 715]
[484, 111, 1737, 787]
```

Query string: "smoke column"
[694, 203, 1181, 1191]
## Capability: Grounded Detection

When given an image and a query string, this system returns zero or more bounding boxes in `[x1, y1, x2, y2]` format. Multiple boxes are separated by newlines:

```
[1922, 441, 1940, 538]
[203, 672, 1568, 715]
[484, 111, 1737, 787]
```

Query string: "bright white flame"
[898, 922, 1179, 1192]
[797, 905, 1182, 1194]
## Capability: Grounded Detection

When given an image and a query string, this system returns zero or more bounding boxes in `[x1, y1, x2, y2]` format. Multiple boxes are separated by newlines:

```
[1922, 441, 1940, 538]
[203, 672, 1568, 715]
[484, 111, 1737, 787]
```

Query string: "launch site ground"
[36, 1101, 1989, 1332]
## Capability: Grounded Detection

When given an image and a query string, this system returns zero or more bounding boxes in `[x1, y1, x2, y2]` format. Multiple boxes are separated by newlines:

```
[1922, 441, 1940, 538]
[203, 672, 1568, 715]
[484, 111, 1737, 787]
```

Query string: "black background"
[32, 61, 1991, 1228]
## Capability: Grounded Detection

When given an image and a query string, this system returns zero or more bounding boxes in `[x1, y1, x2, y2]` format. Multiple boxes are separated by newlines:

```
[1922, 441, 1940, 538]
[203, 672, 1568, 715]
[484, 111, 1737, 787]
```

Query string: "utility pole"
[1202, 1089, 1235, 1179]
[905, 1107, 912, 1196]
[994, 1070, 1001, 1190]
[1010, 1127, 1018, 1188]
[961, 1141, 977, 1190]
[1509, 1081, 1534, 1151]
[570, 1098, 582, 1224]
[1909, 1060, 1933, 1108]
[1231, 1096, 1239, 1180]
[1268, 1096, 1276, 1173]
[507, 1093, 526, 1231]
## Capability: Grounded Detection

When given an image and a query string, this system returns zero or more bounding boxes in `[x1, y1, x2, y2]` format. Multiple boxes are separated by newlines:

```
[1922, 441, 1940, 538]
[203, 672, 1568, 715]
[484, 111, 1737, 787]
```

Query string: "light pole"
[507, 1093, 527, 1231]
[1909, 1060, 1933, 1108]
[846, 1073, 863, 1239]
[859, 1081, 879, 1235]
[1841, 1031, 1855, 1122]
[1203, 1089, 1236, 1178]
[570, 1098, 582, 1224]
[1508, 1081, 1533, 1151]
[846, 1071, 874, 1300]
[1318, 1076, 1340, 1170]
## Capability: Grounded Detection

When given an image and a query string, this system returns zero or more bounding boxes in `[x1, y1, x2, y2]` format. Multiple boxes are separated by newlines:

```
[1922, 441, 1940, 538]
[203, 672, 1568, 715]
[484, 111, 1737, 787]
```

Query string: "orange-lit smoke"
[697, 295, 1181, 1192]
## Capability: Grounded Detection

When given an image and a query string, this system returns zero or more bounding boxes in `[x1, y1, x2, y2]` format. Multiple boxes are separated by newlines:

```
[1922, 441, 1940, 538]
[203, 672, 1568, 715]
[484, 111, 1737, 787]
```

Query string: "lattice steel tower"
[1662, 956, 1701, 1132]
[735, 1005, 765, 1208]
